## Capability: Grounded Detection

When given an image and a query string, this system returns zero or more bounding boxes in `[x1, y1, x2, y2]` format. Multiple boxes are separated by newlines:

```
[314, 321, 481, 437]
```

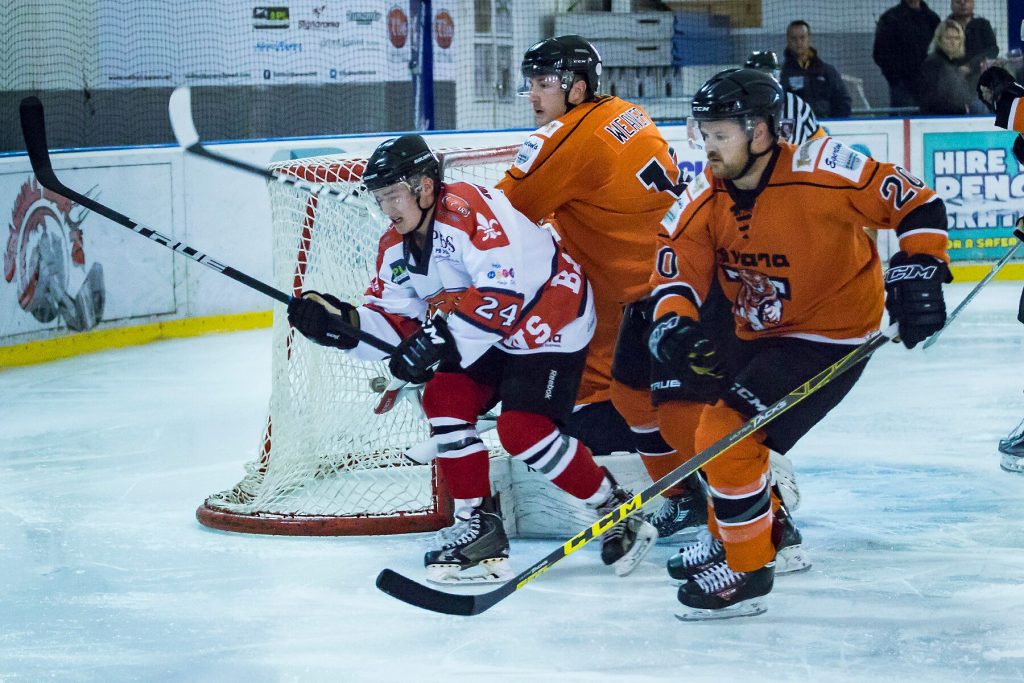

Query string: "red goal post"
[196, 144, 519, 535]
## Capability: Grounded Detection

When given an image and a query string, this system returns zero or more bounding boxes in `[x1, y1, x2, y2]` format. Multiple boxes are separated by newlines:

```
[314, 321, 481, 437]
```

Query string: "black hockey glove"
[287, 291, 359, 349]
[647, 314, 725, 380]
[884, 251, 952, 349]
[388, 315, 461, 385]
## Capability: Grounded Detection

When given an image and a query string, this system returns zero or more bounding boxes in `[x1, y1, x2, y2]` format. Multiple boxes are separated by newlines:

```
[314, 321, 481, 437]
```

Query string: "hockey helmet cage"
[362, 134, 440, 192]
[519, 34, 602, 97]
[691, 68, 784, 137]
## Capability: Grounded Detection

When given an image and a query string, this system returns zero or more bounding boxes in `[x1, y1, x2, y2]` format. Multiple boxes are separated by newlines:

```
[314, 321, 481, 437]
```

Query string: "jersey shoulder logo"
[660, 170, 711, 237]
[536, 119, 564, 138]
[792, 137, 827, 173]
[512, 134, 546, 173]
[441, 193, 471, 217]
[471, 211, 510, 250]
[816, 139, 867, 183]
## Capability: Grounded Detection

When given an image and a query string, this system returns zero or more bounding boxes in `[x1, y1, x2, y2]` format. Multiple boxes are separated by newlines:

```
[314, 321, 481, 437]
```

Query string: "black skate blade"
[675, 600, 767, 622]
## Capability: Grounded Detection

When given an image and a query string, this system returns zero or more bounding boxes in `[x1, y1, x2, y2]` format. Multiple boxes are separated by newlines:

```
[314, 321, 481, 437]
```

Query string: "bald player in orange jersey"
[496, 36, 712, 537]
[649, 69, 950, 619]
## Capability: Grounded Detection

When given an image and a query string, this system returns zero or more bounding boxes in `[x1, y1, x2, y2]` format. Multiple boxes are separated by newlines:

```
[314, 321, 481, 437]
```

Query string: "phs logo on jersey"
[723, 266, 790, 332]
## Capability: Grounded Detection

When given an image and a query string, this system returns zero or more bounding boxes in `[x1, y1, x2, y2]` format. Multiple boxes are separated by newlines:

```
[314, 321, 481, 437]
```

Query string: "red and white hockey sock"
[497, 410, 605, 500]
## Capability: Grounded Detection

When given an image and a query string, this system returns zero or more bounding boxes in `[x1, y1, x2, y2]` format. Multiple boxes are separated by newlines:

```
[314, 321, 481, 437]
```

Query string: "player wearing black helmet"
[977, 65, 1024, 474]
[288, 134, 656, 583]
[650, 68, 950, 619]
[690, 68, 784, 180]
[742, 50, 825, 144]
[498, 36, 712, 546]
[518, 34, 602, 123]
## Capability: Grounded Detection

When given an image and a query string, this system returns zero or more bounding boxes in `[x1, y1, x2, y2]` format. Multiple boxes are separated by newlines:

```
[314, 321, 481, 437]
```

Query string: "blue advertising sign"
[923, 130, 1024, 260]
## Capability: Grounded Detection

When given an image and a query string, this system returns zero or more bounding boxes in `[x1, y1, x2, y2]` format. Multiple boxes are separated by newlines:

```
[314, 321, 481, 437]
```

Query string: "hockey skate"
[595, 470, 657, 577]
[998, 428, 1024, 473]
[772, 504, 811, 574]
[645, 479, 708, 544]
[666, 527, 724, 581]
[424, 495, 513, 585]
[675, 560, 775, 622]
[667, 504, 809, 583]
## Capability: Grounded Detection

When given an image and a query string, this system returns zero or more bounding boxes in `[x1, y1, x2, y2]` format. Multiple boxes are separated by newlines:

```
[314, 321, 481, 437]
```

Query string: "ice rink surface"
[2, 281, 1024, 683]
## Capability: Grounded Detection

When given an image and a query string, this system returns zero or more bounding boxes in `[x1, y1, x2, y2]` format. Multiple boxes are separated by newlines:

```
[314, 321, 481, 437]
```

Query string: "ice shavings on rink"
[2, 281, 1024, 682]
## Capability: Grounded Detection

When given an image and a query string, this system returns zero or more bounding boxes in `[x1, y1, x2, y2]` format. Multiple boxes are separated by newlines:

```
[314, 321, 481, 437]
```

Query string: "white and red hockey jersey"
[349, 181, 596, 367]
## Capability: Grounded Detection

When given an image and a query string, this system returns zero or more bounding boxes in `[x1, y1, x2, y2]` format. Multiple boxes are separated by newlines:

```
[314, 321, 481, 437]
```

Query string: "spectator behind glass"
[779, 20, 852, 118]
[874, 0, 941, 109]
[948, 0, 999, 69]
[919, 19, 981, 114]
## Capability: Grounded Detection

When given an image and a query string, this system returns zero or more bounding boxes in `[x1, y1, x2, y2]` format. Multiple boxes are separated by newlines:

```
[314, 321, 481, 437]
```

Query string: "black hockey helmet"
[744, 50, 780, 73]
[519, 34, 602, 97]
[691, 68, 784, 137]
[362, 134, 440, 192]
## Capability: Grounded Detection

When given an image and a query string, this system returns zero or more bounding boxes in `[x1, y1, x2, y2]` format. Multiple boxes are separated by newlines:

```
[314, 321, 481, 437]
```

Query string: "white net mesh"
[197, 145, 517, 534]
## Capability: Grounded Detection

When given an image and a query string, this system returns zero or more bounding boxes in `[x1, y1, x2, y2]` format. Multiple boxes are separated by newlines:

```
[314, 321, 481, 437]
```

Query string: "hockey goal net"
[196, 144, 518, 535]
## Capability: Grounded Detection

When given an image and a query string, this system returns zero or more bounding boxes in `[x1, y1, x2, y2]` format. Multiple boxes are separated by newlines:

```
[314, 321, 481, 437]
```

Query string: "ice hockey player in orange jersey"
[977, 65, 1024, 473]
[496, 35, 710, 539]
[648, 69, 951, 619]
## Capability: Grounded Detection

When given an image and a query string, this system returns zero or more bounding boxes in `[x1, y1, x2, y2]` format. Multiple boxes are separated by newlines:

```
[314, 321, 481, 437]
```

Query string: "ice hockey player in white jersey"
[286, 134, 656, 583]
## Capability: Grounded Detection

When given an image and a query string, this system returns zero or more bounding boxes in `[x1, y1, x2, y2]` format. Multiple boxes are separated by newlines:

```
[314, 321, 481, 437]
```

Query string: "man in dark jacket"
[780, 20, 852, 118]
[949, 0, 999, 68]
[873, 0, 941, 108]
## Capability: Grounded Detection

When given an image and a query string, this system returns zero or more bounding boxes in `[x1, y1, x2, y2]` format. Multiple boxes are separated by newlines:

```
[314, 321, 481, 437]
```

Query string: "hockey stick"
[376, 323, 899, 615]
[168, 87, 361, 205]
[18, 96, 397, 356]
[922, 222, 1024, 350]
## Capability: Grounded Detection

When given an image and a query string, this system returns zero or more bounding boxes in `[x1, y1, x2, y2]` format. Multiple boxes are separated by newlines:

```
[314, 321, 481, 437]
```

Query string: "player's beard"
[707, 152, 746, 180]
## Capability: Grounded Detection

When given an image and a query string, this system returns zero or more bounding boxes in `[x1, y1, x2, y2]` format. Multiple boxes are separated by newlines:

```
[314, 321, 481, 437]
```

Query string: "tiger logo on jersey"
[725, 267, 789, 331]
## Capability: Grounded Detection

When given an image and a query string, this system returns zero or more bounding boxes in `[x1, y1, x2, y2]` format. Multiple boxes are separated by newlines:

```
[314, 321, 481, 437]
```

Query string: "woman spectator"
[919, 19, 982, 114]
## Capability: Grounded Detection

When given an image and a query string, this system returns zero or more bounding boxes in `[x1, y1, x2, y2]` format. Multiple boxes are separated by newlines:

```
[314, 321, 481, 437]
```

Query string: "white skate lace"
[443, 516, 480, 550]
[433, 515, 472, 547]
[677, 528, 722, 567]
[693, 561, 743, 593]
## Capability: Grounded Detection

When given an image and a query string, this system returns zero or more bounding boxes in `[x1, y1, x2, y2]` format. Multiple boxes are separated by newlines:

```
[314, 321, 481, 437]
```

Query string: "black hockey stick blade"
[19, 96, 396, 355]
[375, 325, 897, 616]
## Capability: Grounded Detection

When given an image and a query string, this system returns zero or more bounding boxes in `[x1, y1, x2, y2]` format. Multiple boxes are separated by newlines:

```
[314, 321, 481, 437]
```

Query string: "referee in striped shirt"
[744, 51, 827, 145]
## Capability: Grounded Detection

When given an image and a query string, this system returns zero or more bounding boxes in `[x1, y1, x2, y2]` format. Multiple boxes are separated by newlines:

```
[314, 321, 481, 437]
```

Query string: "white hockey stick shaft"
[168, 87, 360, 205]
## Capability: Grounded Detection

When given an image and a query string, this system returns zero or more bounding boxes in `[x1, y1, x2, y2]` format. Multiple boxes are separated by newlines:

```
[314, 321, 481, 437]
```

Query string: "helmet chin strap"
[736, 119, 775, 179]
[737, 139, 773, 178]
[412, 181, 438, 235]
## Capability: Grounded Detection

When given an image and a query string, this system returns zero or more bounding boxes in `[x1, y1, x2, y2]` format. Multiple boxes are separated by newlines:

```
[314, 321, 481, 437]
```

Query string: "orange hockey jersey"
[497, 96, 682, 400]
[995, 92, 1024, 134]
[651, 137, 949, 344]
